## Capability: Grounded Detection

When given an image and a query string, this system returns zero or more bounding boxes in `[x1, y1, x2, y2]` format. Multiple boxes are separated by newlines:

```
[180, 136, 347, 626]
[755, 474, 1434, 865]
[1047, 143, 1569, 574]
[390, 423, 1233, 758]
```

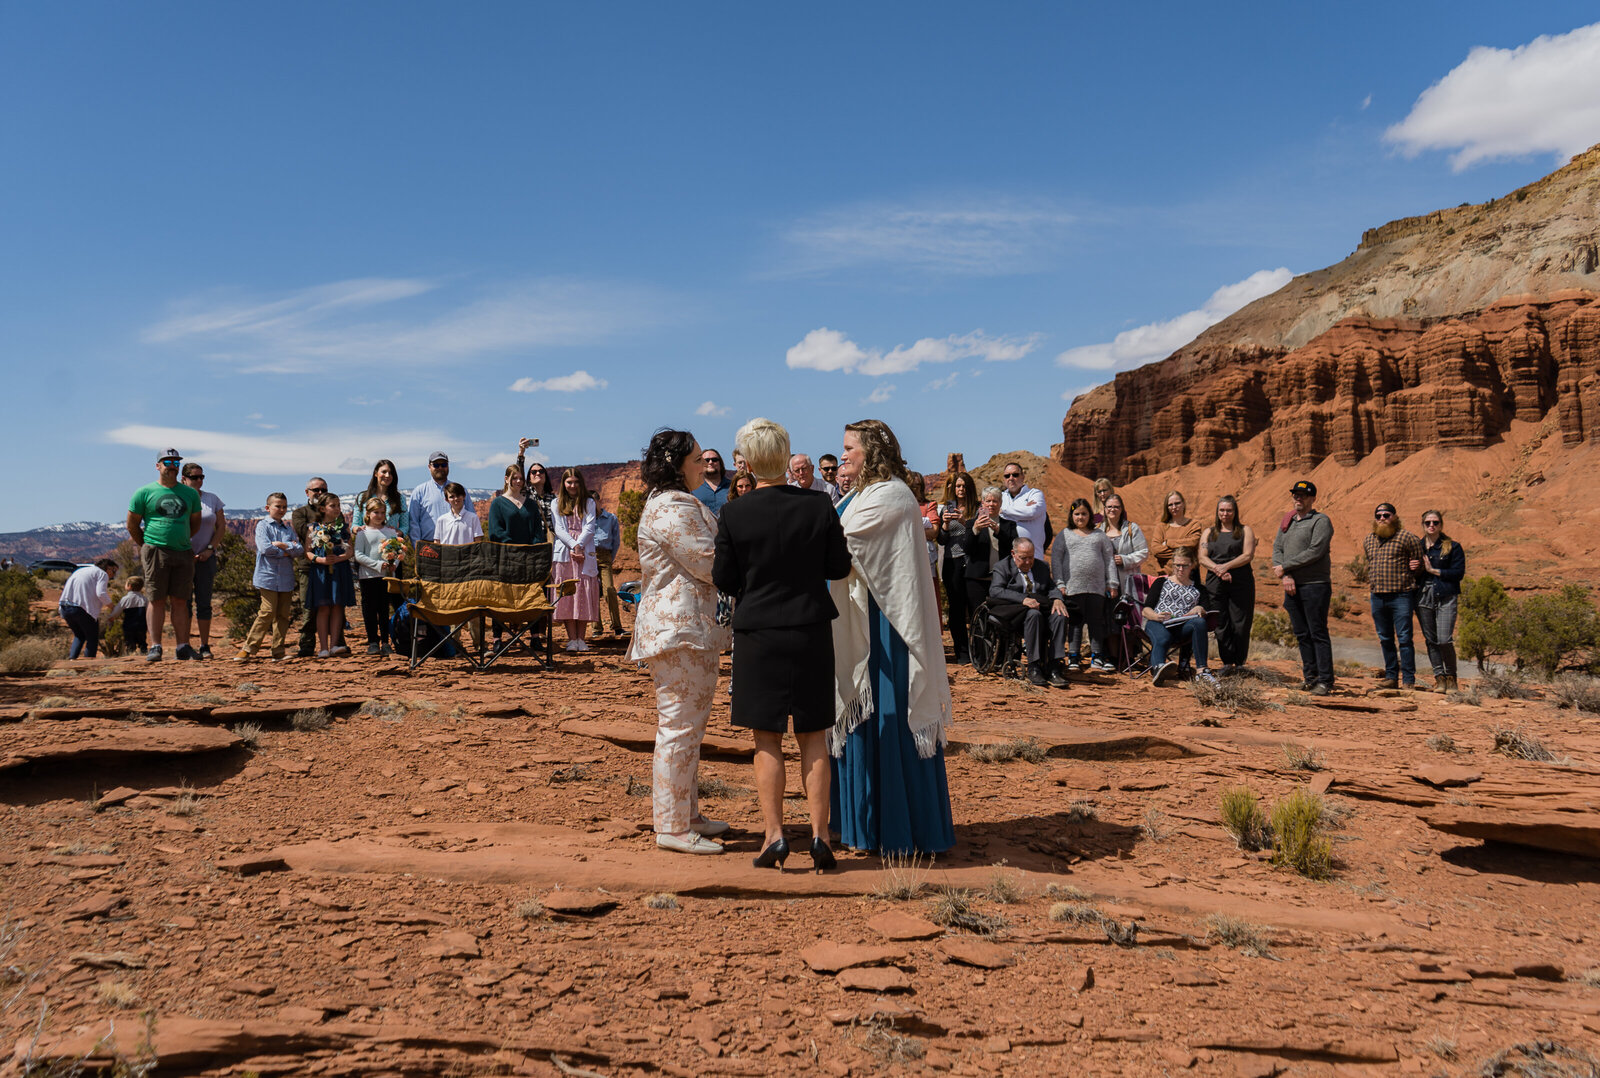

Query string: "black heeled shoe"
[809, 837, 837, 873]
[752, 836, 789, 869]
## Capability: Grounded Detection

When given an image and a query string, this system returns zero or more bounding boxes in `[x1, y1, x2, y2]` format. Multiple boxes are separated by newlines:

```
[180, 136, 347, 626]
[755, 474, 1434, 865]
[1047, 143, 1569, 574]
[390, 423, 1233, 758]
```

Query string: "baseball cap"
[1290, 480, 1316, 497]
[157, 448, 183, 464]
[428, 451, 450, 464]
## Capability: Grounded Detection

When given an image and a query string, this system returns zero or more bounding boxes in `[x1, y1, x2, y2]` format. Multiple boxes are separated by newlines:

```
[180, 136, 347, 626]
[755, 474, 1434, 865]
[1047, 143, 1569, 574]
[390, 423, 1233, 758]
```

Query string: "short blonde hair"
[735, 417, 790, 482]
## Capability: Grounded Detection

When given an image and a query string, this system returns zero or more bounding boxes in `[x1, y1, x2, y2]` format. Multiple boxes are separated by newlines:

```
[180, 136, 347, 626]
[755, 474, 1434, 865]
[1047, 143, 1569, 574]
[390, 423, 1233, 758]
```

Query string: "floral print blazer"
[627, 490, 731, 663]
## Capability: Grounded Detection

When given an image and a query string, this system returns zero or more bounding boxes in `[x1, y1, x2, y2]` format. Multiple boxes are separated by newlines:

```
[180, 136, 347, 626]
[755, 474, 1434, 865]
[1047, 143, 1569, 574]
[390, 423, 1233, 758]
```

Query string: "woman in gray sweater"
[1050, 498, 1120, 673]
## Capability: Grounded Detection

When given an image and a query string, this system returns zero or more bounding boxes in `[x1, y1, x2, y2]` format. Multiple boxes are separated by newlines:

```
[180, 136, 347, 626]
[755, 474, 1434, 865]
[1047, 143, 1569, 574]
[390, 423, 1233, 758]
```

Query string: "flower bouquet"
[381, 533, 412, 576]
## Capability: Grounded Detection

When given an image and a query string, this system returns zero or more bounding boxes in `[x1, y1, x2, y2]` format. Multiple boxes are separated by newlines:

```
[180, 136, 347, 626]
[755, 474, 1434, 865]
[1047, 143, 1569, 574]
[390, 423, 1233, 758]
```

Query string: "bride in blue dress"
[829, 419, 955, 856]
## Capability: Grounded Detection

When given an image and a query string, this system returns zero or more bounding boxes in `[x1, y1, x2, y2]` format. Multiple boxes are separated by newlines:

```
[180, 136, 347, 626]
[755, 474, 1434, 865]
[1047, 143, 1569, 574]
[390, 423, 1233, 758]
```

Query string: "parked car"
[29, 559, 83, 574]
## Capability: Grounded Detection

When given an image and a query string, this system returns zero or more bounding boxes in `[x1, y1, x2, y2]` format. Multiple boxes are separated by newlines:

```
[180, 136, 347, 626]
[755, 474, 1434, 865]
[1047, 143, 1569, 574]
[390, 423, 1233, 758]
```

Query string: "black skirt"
[731, 622, 835, 734]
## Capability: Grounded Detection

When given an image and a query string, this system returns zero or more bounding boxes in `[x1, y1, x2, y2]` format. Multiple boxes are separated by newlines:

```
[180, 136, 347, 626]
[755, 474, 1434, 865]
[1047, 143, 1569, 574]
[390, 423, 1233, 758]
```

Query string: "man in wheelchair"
[985, 537, 1069, 689]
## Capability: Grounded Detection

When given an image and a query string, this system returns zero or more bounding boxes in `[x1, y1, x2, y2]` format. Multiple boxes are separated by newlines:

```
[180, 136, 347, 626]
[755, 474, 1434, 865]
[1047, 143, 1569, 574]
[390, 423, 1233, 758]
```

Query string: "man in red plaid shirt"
[1362, 502, 1424, 689]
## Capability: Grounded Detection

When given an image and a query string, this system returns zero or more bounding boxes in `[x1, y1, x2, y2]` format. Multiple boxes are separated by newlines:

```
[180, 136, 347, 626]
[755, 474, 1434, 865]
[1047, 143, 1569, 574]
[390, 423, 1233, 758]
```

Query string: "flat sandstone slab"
[0, 721, 242, 772]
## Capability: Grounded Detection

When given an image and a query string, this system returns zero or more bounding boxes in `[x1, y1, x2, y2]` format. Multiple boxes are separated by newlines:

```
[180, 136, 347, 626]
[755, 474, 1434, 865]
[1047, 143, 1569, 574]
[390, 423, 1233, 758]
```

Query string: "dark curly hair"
[641, 428, 698, 497]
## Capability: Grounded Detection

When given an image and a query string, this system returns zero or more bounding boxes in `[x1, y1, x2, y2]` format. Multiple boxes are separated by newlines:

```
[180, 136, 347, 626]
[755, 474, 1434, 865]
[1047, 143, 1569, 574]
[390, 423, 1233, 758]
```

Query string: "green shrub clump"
[1458, 575, 1512, 670]
[1269, 789, 1333, 880]
[1503, 585, 1600, 674]
[1220, 785, 1270, 851]
[0, 568, 43, 647]
[1251, 609, 1296, 648]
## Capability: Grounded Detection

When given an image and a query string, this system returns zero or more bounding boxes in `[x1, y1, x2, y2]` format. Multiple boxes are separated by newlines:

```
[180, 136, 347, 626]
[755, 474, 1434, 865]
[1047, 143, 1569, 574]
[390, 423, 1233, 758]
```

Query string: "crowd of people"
[43, 431, 1468, 863]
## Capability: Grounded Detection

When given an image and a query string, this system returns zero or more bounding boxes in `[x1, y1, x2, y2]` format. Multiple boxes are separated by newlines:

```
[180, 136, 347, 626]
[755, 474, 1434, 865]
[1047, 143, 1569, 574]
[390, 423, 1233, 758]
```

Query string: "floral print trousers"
[648, 645, 718, 833]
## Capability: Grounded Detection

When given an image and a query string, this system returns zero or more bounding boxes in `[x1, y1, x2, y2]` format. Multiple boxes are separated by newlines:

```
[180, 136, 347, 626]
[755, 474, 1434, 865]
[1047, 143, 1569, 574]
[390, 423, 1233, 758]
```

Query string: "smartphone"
[525, 438, 540, 447]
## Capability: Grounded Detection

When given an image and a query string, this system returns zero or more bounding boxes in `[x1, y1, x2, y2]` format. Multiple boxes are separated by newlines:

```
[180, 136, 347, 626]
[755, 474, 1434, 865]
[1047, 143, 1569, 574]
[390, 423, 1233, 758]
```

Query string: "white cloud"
[143, 277, 666, 373]
[106, 424, 486, 477]
[508, 370, 608, 393]
[1384, 22, 1600, 170]
[862, 384, 896, 404]
[1360, 93, 1372, 111]
[924, 372, 959, 392]
[788, 328, 1041, 377]
[1056, 268, 1292, 372]
[780, 199, 1075, 276]
[463, 449, 548, 470]
[695, 400, 730, 417]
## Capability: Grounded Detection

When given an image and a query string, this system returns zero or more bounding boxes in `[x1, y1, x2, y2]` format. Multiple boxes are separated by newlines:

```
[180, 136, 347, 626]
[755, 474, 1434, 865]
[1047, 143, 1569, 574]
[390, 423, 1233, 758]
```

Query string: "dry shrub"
[1140, 808, 1169, 842]
[33, 695, 75, 708]
[1044, 882, 1087, 900]
[1425, 1036, 1457, 1061]
[97, 979, 140, 1008]
[1190, 677, 1278, 713]
[1447, 686, 1483, 706]
[1551, 674, 1600, 714]
[1220, 786, 1270, 851]
[851, 1015, 926, 1064]
[1204, 914, 1272, 958]
[928, 887, 1005, 936]
[695, 775, 743, 800]
[1102, 918, 1140, 947]
[986, 864, 1023, 904]
[1425, 733, 1460, 754]
[1479, 668, 1536, 700]
[231, 722, 263, 749]
[1048, 901, 1104, 926]
[1269, 789, 1333, 880]
[1281, 742, 1325, 771]
[515, 898, 545, 920]
[872, 852, 929, 901]
[1490, 725, 1555, 762]
[548, 763, 591, 784]
[1476, 1040, 1600, 1078]
[624, 776, 649, 797]
[357, 699, 409, 721]
[965, 738, 1047, 764]
[1065, 800, 1097, 823]
[0, 637, 58, 673]
[167, 790, 202, 817]
[643, 893, 679, 911]
[289, 708, 331, 732]
[1251, 609, 1296, 648]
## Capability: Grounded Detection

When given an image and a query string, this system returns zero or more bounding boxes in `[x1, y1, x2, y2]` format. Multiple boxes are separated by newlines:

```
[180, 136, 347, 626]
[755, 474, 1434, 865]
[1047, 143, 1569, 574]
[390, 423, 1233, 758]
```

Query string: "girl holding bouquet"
[353, 498, 402, 656]
[305, 492, 356, 658]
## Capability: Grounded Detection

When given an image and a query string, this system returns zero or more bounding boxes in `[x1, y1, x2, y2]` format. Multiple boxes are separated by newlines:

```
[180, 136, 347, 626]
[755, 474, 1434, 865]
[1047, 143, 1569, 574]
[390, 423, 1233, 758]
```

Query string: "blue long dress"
[830, 495, 957, 855]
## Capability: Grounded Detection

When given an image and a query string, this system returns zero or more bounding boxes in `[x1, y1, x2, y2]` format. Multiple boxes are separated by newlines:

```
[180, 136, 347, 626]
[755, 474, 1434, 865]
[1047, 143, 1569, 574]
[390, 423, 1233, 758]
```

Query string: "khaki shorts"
[140, 544, 195, 603]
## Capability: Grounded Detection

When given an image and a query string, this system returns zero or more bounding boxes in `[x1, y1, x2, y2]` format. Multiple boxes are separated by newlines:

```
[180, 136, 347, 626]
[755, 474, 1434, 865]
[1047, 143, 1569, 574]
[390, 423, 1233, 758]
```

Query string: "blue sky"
[5, 4, 1600, 530]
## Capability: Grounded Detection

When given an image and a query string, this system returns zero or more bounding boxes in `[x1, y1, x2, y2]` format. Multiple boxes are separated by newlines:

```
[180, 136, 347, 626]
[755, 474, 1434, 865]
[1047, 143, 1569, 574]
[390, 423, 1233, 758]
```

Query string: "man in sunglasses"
[292, 477, 336, 657]
[998, 462, 1048, 552]
[817, 454, 842, 505]
[1362, 502, 1424, 690]
[692, 448, 731, 515]
[126, 449, 203, 661]
[409, 451, 474, 543]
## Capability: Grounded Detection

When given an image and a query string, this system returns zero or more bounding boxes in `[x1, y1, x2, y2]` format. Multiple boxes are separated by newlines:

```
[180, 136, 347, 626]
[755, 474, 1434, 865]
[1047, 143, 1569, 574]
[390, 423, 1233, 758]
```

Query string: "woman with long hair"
[935, 470, 980, 664]
[488, 462, 548, 652]
[1199, 494, 1257, 675]
[830, 419, 954, 857]
[1148, 489, 1202, 574]
[359, 459, 408, 538]
[1414, 509, 1466, 691]
[1141, 548, 1216, 688]
[629, 429, 731, 855]
[1052, 496, 1119, 674]
[714, 418, 851, 871]
[551, 467, 600, 652]
[727, 470, 756, 501]
[1091, 477, 1116, 526]
[1098, 494, 1148, 602]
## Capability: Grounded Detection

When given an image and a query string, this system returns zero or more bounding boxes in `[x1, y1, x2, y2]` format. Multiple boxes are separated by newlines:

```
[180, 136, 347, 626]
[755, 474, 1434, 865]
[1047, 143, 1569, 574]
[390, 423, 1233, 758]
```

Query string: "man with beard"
[692, 448, 731, 515]
[126, 449, 202, 662]
[1362, 502, 1424, 690]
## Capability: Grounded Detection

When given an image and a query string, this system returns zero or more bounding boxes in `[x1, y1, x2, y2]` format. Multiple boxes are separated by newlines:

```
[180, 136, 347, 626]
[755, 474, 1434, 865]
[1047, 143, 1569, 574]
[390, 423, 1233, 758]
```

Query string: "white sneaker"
[565, 640, 580, 652]
[657, 832, 724, 855]
[574, 640, 590, 652]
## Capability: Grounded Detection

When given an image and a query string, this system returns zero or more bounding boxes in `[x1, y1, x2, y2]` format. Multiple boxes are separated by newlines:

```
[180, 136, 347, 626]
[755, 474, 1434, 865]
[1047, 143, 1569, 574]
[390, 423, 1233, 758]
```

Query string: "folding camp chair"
[388, 539, 568, 672]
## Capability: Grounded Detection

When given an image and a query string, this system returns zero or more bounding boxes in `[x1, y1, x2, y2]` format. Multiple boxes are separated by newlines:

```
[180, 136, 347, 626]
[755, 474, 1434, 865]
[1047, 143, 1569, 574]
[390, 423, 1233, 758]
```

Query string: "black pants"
[1207, 577, 1255, 666]
[358, 578, 392, 646]
[122, 611, 147, 653]
[988, 599, 1066, 665]
[1283, 579, 1333, 686]
[1066, 592, 1108, 658]
[943, 559, 971, 657]
[60, 603, 99, 659]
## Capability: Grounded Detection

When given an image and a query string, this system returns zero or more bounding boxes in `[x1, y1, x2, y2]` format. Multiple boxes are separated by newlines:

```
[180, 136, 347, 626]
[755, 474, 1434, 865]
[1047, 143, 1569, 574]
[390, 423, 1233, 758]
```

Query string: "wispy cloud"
[695, 400, 730, 417]
[508, 369, 608, 393]
[779, 198, 1075, 276]
[106, 424, 494, 477]
[463, 449, 548, 470]
[1056, 268, 1292, 372]
[924, 372, 959, 392]
[143, 276, 668, 373]
[862, 384, 896, 404]
[1385, 22, 1600, 170]
[788, 328, 1041, 377]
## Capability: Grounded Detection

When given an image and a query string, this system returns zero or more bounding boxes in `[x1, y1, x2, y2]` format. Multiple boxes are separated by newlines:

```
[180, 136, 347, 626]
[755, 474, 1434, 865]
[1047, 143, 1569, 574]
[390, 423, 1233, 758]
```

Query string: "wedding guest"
[1142, 549, 1216, 687]
[1091, 477, 1116, 526]
[1199, 495, 1257, 675]
[935, 470, 980, 664]
[1098, 494, 1148, 602]
[292, 477, 331, 658]
[551, 468, 599, 652]
[115, 576, 149, 655]
[998, 461, 1047, 551]
[180, 461, 225, 659]
[693, 447, 732, 515]
[434, 482, 483, 544]
[487, 463, 547, 544]
[305, 493, 355, 659]
[1272, 480, 1335, 695]
[1415, 509, 1466, 692]
[1363, 502, 1425, 690]
[125, 448, 201, 662]
[409, 451, 473, 543]
[236, 493, 303, 662]
[357, 459, 409, 538]
[728, 470, 756, 500]
[59, 559, 118, 659]
[630, 429, 731, 855]
[353, 498, 401, 656]
[831, 419, 954, 857]
[714, 418, 851, 871]
[591, 504, 625, 638]
[1052, 497, 1119, 674]
[1148, 489, 1202, 573]
[960, 486, 1015, 615]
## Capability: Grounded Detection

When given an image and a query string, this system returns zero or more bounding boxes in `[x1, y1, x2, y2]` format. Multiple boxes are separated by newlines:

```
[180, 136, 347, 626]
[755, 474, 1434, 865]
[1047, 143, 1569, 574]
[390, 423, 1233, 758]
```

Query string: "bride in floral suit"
[628, 428, 732, 855]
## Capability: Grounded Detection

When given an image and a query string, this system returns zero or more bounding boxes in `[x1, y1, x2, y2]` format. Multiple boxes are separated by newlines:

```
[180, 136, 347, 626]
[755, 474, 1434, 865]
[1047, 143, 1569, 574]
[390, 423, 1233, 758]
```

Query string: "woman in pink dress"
[551, 468, 601, 651]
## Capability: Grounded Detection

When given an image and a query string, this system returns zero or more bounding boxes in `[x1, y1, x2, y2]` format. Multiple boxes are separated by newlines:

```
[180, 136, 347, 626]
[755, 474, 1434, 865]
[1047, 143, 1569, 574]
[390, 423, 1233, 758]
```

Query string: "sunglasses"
[1374, 512, 1394, 519]
[1003, 473, 1022, 479]
[160, 459, 180, 467]
[185, 474, 204, 481]
[306, 488, 327, 494]
[1423, 519, 1442, 526]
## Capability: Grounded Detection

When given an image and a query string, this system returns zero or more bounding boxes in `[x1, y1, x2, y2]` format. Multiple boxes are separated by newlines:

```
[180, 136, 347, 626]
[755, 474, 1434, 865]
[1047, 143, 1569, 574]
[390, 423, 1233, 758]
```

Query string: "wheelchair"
[966, 599, 1025, 680]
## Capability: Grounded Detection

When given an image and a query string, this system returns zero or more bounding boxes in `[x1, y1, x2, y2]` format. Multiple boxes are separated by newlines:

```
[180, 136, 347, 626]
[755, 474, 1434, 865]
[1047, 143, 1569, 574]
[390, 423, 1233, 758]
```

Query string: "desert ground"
[3, 575, 1599, 1078]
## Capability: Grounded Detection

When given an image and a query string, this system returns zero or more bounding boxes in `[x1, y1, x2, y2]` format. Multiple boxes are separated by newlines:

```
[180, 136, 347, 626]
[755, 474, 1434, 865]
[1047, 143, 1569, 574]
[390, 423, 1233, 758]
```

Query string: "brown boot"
[1376, 678, 1399, 690]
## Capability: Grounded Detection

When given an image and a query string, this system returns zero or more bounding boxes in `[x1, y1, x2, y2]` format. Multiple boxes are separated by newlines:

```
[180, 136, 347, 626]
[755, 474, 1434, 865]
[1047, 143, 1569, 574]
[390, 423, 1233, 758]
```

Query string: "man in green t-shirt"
[126, 448, 203, 662]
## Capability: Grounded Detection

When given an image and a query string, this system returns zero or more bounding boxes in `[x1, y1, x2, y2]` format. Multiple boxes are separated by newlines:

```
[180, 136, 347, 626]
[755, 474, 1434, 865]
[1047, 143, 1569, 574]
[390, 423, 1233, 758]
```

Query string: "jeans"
[1370, 590, 1416, 683]
[1415, 595, 1458, 680]
[60, 603, 99, 659]
[1283, 579, 1334, 686]
[1145, 616, 1208, 670]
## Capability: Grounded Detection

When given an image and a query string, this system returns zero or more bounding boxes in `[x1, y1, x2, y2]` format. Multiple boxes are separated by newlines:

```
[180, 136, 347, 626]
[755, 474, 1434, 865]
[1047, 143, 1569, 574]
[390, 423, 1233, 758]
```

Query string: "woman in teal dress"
[829, 419, 955, 856]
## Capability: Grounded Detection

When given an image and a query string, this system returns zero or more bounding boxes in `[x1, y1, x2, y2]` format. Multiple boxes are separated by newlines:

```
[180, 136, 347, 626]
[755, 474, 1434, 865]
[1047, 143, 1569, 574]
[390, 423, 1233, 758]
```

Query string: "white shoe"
[565, 640, 580, 652]
[574, 640, 590, 652]
[657, 832, 724, 855]
[690, 817, 730, 837]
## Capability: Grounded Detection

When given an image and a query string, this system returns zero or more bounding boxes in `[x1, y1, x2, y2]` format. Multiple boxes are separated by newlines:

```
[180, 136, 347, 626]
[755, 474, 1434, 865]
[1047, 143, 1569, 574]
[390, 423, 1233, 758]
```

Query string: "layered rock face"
[1058, 145, 1600, 480]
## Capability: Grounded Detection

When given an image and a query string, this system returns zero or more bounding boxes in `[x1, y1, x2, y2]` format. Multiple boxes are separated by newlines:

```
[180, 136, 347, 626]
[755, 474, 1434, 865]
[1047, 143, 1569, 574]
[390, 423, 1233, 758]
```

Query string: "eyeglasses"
[819, 464, 836, 472]
[1374, 512, 1394, 519]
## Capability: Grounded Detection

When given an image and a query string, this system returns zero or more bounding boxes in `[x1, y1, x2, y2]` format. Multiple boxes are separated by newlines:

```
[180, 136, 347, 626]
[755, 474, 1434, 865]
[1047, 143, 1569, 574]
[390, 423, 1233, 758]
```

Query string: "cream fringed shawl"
[829, 479, 952, 759]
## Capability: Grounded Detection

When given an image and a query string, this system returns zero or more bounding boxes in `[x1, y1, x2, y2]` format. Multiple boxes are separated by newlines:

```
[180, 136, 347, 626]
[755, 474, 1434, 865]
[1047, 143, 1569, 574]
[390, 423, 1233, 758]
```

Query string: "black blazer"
[961, 518, 1016, 581]
[713, 485, 851, 630]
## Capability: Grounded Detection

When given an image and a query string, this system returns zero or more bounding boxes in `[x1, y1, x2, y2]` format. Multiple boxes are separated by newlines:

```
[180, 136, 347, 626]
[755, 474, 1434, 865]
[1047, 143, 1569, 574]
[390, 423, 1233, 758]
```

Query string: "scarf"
[829, 479, 951, 759]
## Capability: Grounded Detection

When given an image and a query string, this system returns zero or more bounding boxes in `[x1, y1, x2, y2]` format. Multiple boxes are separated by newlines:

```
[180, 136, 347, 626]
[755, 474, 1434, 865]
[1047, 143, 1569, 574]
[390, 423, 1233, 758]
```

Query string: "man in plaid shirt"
[1362, 502, 1424, 689]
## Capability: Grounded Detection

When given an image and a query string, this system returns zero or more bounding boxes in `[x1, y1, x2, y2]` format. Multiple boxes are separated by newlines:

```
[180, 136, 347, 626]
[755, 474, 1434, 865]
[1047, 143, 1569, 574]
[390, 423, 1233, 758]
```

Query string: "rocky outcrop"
[1058, 144, 1600, 480]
